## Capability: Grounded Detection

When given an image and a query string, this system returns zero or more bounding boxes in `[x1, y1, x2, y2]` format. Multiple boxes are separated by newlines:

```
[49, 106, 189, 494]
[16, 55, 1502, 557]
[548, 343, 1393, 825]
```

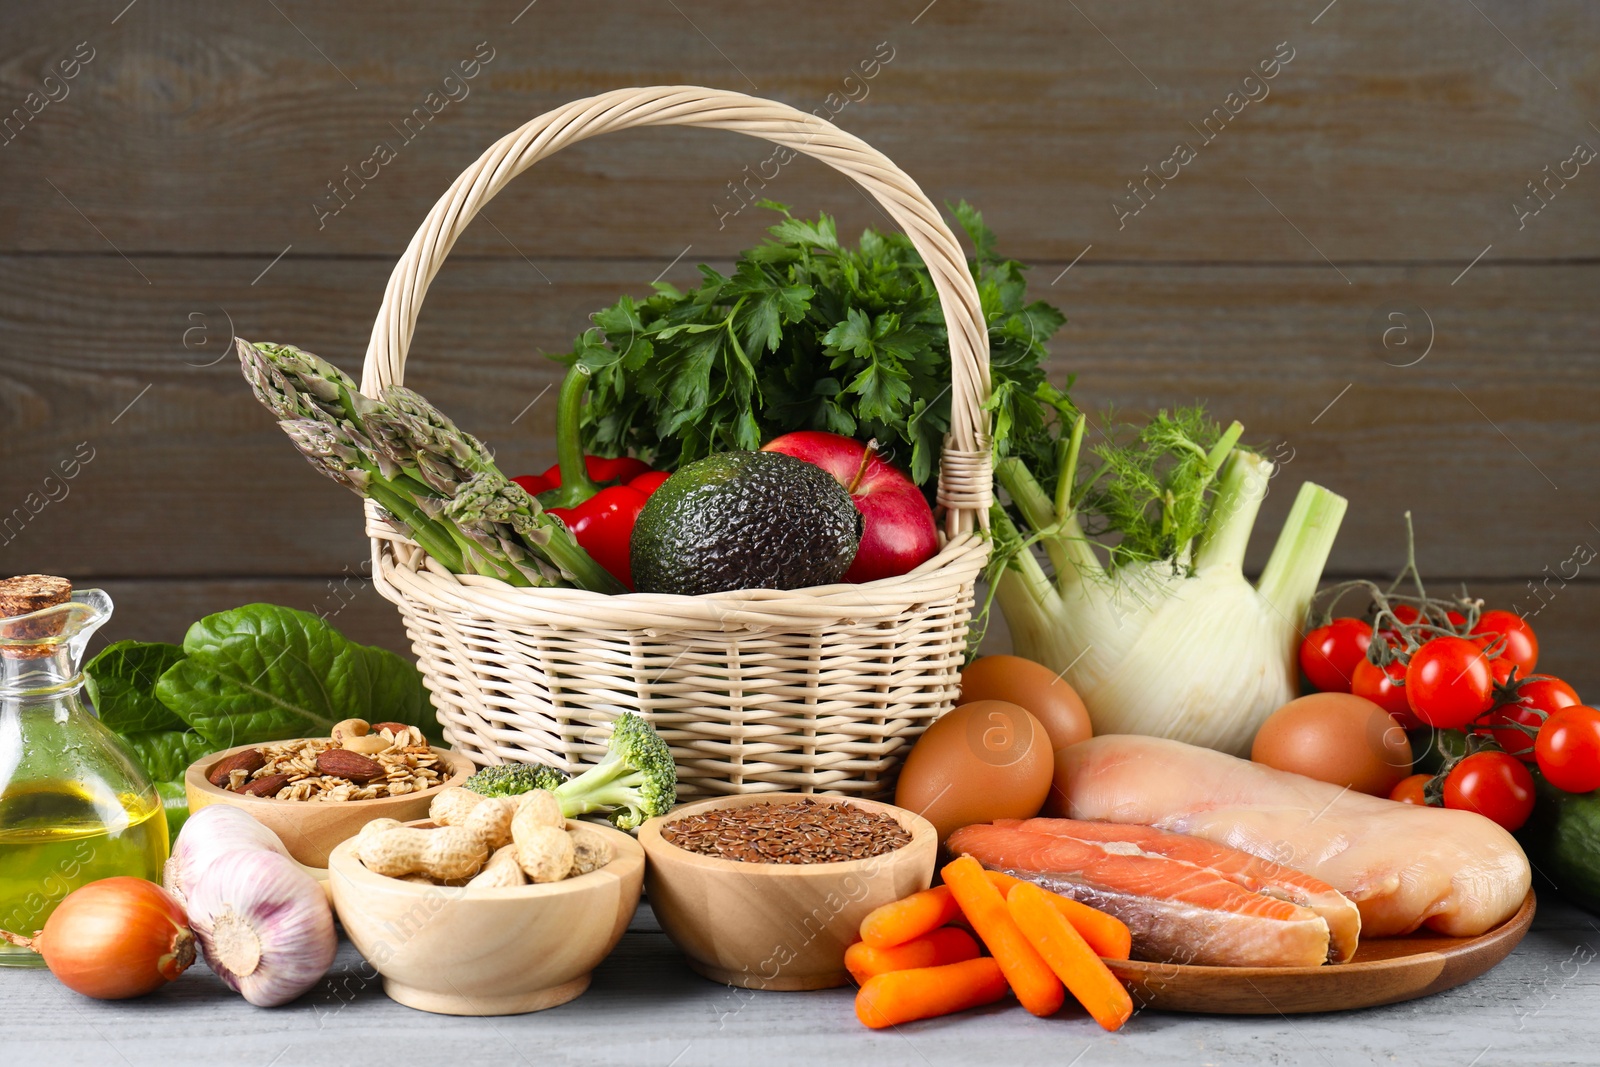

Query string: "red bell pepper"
[512, 455, 653, 496]
[544, 469, 664, 590]
[512, 364, 666, 590]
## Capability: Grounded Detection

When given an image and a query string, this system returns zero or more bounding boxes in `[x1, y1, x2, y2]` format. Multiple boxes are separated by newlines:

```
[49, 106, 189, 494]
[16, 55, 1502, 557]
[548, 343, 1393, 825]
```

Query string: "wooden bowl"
[637, 793, 937, 990]
[184, 742, 475, 867]
[327, 819, 645, 1015]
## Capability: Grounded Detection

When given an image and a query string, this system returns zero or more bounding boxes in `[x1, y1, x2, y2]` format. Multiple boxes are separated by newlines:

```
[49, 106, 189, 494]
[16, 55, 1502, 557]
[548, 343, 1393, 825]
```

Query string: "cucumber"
[1519, 777, 1600, 913]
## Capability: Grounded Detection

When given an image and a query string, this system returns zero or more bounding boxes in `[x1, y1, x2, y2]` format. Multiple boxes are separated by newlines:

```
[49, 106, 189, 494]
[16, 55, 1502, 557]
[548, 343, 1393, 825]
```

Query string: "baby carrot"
[855, 957, 1009, 1029]
[859, 885, 962, 948]
[845, 927, 982, 984]
[942, 856, 1065, 1018]
[984, 870, 1133, 960]
[1007, 881, 1134, 1033]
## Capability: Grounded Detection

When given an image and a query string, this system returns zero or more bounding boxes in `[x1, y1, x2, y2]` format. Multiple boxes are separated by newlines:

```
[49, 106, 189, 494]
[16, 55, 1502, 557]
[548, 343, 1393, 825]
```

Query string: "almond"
[316, 748, 385, 783]
[371, 721, 411, 736]
[238, 773, 293, 798]
[207, 748, 266, 787]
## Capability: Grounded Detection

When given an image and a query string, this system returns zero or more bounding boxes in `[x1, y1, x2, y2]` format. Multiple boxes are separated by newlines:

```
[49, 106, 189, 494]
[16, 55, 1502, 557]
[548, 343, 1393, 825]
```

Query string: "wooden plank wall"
[2, 1, 1596, 690]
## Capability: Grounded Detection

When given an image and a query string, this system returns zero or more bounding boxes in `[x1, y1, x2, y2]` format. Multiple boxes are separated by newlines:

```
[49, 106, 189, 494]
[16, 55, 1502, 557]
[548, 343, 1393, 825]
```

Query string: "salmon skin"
[947, 820, 1355, 968]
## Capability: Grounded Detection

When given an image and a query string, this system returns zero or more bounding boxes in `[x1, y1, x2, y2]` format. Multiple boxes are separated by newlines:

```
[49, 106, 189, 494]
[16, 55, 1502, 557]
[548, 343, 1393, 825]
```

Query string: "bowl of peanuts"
[325, 785, 645, 1016]
[183, 718, 476, 867]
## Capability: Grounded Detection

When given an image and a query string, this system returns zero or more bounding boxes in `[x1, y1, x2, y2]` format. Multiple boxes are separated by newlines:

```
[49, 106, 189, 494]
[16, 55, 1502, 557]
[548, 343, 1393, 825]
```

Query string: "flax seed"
[661, 798, 910, 864]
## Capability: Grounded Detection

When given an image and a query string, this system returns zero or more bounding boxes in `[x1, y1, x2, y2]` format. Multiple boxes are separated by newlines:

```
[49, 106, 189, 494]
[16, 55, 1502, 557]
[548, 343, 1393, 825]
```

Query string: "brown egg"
[959, 654, 1093, 751]
[1251, 692, 1414, 796]
[895, 700, 1054, 842]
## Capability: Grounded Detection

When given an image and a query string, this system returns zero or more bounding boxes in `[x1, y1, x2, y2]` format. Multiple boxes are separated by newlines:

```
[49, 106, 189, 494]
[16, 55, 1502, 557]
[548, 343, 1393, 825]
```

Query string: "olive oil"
[1, 586, 170, 967]
[0, 785, 169, 967]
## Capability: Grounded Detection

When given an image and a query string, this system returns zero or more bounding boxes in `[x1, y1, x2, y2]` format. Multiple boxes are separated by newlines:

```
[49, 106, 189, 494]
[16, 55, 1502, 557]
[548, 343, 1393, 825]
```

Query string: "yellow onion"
[0, 877, 194, 999]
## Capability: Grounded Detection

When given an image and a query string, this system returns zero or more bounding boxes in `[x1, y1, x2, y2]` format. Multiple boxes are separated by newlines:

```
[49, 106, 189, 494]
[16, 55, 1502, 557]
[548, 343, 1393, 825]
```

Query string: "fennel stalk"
[991, 414, 1348, 756]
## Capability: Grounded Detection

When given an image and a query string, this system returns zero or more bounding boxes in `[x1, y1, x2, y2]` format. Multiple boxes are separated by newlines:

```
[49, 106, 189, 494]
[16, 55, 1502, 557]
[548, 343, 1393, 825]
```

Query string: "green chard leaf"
[120, 729, 216, 783]
[154, 603, 439, 749]
[85, 640, 187, 733]
[154, 781, 191, 837]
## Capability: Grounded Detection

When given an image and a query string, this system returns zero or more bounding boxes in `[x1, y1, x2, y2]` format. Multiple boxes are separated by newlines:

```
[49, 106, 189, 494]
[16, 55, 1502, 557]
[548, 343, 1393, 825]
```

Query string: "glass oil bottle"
[0, 587, 169, 966]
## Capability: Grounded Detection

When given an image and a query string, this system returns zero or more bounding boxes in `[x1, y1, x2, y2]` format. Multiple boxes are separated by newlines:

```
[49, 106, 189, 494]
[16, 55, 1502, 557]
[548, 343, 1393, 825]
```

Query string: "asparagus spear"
[238, 338, 624, 594]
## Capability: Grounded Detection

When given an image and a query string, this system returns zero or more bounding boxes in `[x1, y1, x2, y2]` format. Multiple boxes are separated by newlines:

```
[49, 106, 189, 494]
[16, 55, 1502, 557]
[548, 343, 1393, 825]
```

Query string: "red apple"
[761, 431, 938, 583]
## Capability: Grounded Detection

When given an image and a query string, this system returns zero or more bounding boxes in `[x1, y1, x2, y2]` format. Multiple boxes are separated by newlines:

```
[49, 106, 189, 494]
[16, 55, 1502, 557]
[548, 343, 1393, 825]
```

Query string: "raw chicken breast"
[1051, 735, 1531, 936]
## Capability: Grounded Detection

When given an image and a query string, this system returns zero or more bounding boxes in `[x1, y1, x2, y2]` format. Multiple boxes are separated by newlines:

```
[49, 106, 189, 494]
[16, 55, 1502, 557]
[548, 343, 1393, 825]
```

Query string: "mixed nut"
[350, 786, 613, 888]
[209, 718, 443, 802]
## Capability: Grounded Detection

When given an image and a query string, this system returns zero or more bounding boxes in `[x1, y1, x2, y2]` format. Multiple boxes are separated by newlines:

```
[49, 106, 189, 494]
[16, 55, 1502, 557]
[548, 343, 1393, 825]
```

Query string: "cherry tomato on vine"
[1299, 618, 1373, 694]
[1443, 751, 1535, 831]
[1389, 773, 1433, 806]
[1471, 609, 1539, 677]
[1378, 605, 1422, 645]
[1405, 637, 1495, 730]
[1484, 703, 1548, 761]
[1535, 706, 1600, 794]
[1352, 658, 1420, 728]
[1480, 675, 1580, 760]
[1421, 607, 1467, 632]
[1521, 676, 1581, 706]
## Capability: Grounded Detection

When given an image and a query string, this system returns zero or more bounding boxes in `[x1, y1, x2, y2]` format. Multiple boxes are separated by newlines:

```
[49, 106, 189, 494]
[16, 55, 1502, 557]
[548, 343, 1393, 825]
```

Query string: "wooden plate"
[1105, 890, 1536, 1015]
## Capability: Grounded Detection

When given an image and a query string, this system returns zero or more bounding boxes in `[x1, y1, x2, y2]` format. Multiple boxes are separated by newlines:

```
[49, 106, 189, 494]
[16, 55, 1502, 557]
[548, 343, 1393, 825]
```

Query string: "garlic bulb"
[186, 849, 336, 1007]
[163, 805, 292, 906]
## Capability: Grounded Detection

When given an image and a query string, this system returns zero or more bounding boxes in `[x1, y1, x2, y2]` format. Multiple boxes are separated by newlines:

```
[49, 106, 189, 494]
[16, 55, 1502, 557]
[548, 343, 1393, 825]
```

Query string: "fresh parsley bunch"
[556, 201, 1074, 493]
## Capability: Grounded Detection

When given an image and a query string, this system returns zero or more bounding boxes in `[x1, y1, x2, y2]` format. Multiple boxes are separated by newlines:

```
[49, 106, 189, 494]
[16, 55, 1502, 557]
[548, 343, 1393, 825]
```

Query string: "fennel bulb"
[992, 415, 1347, 757]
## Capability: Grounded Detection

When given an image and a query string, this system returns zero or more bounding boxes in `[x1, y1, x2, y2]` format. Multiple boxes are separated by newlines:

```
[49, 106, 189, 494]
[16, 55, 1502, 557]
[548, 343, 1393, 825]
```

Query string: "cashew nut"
[331, 718, 370, 745]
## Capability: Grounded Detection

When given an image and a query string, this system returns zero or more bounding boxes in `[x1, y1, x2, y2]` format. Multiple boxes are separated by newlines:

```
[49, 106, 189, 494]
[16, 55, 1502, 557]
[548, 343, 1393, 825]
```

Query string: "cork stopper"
[0, 574, 73, 652]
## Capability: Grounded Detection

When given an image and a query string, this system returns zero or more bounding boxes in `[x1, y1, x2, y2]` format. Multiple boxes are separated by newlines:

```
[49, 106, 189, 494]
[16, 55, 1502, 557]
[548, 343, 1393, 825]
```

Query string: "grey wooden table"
[4, 898, 1594, 1067]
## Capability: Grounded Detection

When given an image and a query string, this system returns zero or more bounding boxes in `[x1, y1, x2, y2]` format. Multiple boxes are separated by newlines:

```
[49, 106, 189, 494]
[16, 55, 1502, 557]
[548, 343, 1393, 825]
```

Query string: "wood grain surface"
[1, 1, 1597, 259]
[3, 897, 1597, 1067]
[1, 2, 1595, 691]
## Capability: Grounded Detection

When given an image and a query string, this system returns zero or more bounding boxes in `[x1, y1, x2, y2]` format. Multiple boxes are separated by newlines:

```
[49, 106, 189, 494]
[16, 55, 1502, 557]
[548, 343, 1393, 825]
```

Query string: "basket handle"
[360, 86, 992, 534]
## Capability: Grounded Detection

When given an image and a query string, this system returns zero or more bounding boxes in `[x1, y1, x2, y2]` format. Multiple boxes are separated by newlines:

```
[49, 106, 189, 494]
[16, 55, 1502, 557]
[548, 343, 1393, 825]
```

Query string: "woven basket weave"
[360, 86, 993, 799]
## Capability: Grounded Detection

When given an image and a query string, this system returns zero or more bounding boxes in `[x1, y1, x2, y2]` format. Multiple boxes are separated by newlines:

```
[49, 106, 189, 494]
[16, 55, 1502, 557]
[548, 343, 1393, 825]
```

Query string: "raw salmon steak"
[1004, 817, 1362, 962]
[947, 819, 1356, 967]
[1051, 735, 1532, 937]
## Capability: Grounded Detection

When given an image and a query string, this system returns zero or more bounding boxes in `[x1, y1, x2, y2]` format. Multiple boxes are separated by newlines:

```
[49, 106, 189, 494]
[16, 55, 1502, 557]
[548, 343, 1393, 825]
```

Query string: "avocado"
[631, 451, 862, 596]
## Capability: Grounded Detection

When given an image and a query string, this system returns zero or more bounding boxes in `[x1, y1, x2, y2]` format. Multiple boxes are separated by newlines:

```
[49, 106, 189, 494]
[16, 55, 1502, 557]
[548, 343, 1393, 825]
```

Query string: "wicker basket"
[360, 86, 993, 799]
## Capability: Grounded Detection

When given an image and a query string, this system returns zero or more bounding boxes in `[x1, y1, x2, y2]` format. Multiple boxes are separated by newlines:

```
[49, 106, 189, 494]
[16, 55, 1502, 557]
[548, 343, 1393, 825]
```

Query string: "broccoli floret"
[553, 712, 677, 830]
[463, 762, 569, 798]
